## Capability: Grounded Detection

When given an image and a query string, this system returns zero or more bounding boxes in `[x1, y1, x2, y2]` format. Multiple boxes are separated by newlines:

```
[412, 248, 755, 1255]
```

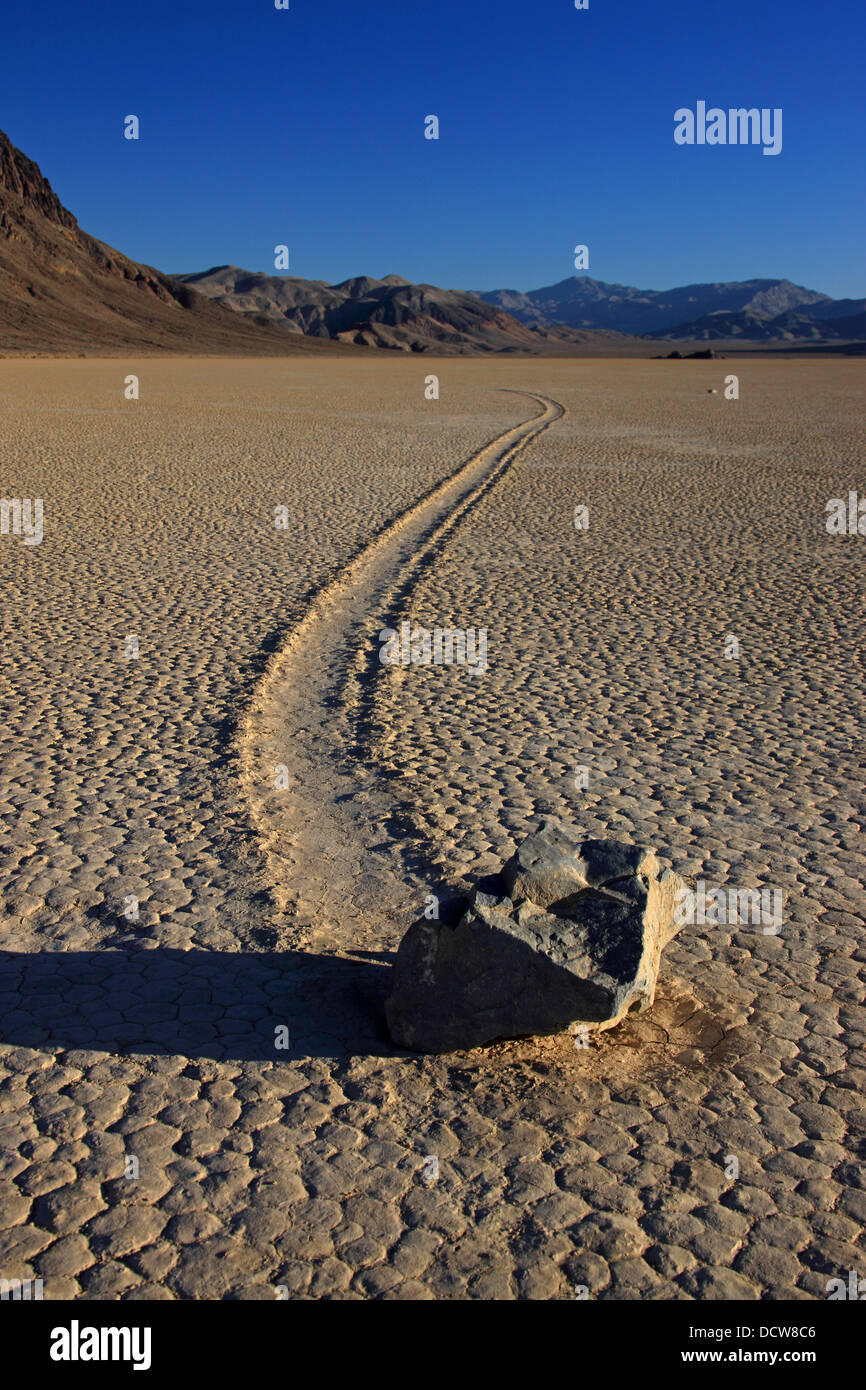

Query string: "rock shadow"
[0, 943, 396, 1063]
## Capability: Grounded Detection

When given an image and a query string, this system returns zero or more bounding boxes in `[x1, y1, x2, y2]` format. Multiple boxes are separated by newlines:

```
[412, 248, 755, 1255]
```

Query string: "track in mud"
[240, 391, 565, 959]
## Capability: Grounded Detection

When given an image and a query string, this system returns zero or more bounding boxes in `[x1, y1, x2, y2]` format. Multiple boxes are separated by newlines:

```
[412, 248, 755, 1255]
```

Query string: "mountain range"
[1, 125, 862, 355]
[170, 265, 633, 354]
[174, 266, 866, 350]
[474, 277, 866, 341]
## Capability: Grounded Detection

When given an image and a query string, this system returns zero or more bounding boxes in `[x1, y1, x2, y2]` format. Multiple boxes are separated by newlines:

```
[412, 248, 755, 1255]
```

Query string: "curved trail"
[240, 391, 565, 959]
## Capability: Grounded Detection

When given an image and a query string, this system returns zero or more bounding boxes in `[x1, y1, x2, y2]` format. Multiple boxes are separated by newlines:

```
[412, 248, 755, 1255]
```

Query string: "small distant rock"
[708, 388, 718, 393]
[386, 818, 687, 1054]
[666, 348, 717, 360]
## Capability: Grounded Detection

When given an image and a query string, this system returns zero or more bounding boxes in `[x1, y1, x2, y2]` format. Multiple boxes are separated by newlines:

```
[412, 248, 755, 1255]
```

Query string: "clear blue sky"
[3, 0, 864, 297]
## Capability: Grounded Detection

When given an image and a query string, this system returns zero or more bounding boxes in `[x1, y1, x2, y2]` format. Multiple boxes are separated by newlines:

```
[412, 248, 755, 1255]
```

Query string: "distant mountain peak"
[474, 275, 841, 339]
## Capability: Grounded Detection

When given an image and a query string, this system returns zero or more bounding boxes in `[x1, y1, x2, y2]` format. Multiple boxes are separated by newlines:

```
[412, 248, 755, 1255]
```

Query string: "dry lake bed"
[0, 356, 864, 1300]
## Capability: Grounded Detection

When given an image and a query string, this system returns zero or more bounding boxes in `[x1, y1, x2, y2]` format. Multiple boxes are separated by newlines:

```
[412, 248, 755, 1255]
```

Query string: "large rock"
[386, 818, 686, 1054]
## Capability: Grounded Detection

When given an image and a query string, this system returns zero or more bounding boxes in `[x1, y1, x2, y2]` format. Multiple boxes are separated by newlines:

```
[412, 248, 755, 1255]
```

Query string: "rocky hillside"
[0, 128, 349, 355]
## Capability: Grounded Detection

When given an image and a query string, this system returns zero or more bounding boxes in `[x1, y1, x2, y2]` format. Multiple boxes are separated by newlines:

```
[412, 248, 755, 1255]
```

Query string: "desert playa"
[1, 355, 864, 1299]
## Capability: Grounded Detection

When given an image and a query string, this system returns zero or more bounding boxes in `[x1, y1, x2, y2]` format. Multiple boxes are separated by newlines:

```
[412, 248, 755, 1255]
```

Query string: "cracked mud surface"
[1, 357, 864, 1300]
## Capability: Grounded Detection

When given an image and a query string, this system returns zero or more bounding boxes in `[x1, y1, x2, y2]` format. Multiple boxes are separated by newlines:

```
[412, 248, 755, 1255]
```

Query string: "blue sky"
[3, 0, 864, 296]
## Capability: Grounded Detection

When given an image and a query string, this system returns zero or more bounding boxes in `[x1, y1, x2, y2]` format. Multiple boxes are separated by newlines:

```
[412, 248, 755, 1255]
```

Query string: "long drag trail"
[240, 391, 565, 957]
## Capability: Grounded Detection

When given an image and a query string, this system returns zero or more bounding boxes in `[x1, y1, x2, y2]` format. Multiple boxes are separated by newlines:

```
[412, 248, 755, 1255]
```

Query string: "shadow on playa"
[0, 944, 396, 1062]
